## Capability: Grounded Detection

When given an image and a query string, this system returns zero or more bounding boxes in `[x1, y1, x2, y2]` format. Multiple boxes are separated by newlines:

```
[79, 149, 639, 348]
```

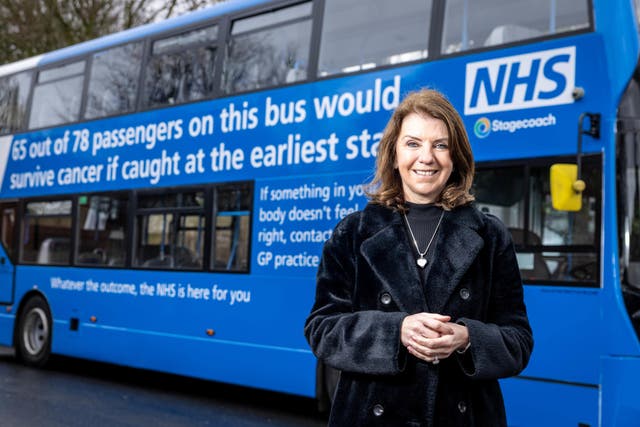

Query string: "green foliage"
[0, 0, 220, 65]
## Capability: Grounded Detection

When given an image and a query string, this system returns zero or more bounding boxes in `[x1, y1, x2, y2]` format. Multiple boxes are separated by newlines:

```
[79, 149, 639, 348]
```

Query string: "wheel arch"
[12, 289, 52, 349]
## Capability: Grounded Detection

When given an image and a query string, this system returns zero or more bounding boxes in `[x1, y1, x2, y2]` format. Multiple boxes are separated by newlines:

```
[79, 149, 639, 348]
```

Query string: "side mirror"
[550, 164, 585, 211]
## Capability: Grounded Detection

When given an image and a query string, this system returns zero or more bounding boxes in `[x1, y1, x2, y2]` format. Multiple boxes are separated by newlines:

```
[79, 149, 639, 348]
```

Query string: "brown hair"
[367, 89, 475, 211]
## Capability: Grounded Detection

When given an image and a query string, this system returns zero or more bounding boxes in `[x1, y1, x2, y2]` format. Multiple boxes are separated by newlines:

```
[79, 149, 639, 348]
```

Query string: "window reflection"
[38, 62, 85, 83]
[85, 43, 143, 119]
[29, 72, 84, 129]
[442, 0, 590, 54]
[143, 25, 218, 108]
[153, 26, 218, 55]
[223, 4, 311, 93]
[319, 0, 431, 76]
[0, 71, 31, 134]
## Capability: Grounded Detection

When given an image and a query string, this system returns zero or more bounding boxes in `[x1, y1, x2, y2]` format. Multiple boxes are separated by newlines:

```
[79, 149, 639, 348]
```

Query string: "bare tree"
[0, 0, 222, 65]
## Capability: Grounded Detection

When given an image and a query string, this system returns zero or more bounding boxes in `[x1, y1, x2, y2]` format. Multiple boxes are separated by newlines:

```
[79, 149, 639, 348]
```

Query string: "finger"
[408, 345, 443, 363]
[419, 313, 451, 323]
[407, 345, 434, 362]
[421, 318, 455, 335]
[407, 336, 441, 356]
[406, 345, 424, 360]
[423, 336, 457, 355]
[412, 327, 441, 341]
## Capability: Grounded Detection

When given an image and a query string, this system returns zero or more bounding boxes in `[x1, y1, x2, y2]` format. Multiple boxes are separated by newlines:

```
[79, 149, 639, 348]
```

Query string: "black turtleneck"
[403, 202, 444, 277]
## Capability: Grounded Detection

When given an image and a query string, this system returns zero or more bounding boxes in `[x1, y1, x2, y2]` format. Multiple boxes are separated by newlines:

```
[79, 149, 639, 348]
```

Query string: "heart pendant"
[416, 258, 427, 268]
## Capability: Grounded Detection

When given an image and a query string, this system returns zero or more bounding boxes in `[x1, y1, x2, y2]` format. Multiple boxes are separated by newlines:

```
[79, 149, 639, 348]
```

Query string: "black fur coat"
[304, 203, 533, 427]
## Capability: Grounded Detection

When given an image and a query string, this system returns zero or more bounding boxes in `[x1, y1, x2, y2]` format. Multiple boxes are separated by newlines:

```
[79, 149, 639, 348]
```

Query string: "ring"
[433, 356, 439, 365]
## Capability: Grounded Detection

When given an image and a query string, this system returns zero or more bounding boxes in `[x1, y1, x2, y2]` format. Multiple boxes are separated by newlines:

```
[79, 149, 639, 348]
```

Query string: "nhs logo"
[465, 46, 575, 115]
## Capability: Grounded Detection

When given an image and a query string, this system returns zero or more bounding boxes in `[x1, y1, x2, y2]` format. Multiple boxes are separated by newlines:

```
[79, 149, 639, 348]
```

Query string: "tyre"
[15, 295, 52, 367]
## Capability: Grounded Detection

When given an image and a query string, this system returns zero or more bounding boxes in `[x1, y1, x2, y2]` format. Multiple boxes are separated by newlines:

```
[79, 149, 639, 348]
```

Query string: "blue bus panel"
[0, 31, 630, 402]
[0, 35, 610, 200]
[0, 1, 639, 425]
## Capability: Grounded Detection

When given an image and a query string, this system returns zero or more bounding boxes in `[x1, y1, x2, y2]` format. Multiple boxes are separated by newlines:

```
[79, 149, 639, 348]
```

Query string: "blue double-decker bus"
[0, 0, 639, 425]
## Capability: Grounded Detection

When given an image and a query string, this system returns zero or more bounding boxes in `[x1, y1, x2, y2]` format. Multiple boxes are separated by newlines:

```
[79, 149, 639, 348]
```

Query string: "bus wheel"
[16, 295, 52, 367]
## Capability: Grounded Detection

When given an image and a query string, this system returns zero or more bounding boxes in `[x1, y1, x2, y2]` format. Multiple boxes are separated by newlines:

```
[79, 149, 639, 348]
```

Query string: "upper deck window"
[318, 0, 432, 76]
[142, 25, 218, 108]
[0, 71, 31, 135]
[85, 42, 144, 119]
[28, 60, 85, 129]
[442, 0, 590, 54]
[222, 2, 312, 93]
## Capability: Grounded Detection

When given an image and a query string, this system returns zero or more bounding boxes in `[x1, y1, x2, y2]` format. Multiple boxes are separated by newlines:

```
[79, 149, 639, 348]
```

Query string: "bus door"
[0, 202, 16, 304]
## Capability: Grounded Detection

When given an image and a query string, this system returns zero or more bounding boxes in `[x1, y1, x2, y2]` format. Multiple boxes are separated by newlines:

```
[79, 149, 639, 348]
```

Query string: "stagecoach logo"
[464, 46, 576, 115]
[474, 113, 557, 139]
[474, 117, 491, 138]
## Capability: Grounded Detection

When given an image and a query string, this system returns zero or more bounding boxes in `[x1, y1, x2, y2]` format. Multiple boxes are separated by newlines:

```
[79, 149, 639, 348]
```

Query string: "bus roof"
[0, 55, 43, 77]
[0, 0, 268, 77]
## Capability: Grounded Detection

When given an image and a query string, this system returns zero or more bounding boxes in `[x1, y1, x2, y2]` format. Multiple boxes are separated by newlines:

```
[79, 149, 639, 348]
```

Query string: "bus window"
[85, 42, 144, 119]
[21, 200, 72, 265]
[0, 71, 32, 135]
[28, 61, 85, 129]
[473, 165, 526, 229]
[442, 0, 590, 54]
[474, 156, 601, 284]
[77, 194, 128, 267]
[222, 2, 312, 93]
[318, 0, 431, 76]
[0, 202, 17, 260]
[135, 190, 205, 269]
[213, 183, 252, 272]
[142, 25, 218, 108]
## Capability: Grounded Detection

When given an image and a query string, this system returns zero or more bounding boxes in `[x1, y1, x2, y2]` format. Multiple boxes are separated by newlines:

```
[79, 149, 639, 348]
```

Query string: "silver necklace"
[402, 210, 445, 268]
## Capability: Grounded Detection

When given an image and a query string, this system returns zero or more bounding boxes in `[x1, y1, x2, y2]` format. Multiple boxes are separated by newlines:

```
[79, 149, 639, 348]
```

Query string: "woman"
[304, 89, 533, 426]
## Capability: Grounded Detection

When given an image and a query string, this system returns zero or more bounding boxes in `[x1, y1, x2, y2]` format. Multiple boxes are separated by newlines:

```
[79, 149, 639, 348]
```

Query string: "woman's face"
[395, 112, 453, 204]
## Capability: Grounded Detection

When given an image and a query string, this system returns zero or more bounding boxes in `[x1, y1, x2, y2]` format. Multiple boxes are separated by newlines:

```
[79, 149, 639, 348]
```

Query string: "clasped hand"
[400, 313, 469, 363]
